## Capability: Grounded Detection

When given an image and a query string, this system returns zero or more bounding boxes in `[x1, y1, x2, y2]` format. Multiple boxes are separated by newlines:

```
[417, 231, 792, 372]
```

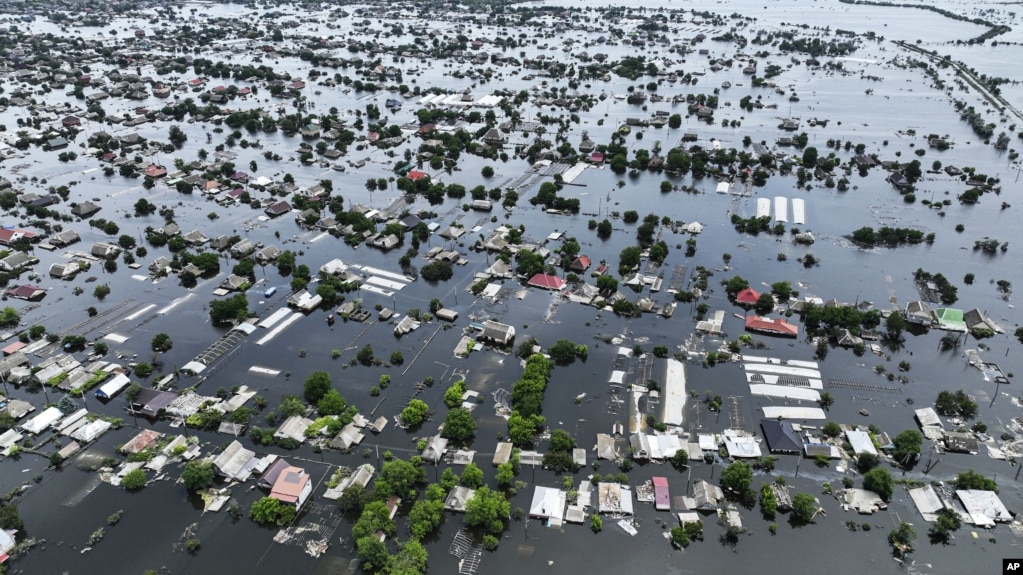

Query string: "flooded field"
[0, 0, 1021, 574]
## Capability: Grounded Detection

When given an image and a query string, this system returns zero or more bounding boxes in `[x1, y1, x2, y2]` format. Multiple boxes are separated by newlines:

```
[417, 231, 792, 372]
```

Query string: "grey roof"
[760, 419, 803, 454]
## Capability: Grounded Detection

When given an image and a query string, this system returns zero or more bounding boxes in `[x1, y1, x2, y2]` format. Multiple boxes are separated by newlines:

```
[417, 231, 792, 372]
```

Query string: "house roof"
[760, 419, 803, 453]
[270, 466, 310, 504]
[265, 200, 292, 216]
[6, 284, 45, 300]
[735, 287, 761, 304]
[527, 273, 566, 290]
[745, 315, 799, 337]
[570, 255, 592, 271]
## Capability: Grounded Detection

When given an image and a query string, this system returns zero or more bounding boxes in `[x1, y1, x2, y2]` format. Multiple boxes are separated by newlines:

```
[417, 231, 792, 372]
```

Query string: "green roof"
[935, 308, 966, 330]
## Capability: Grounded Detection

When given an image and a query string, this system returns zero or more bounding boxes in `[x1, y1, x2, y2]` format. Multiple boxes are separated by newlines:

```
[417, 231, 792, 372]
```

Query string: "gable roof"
[745, 315, 799, 337]
[527, 273, 566, 290]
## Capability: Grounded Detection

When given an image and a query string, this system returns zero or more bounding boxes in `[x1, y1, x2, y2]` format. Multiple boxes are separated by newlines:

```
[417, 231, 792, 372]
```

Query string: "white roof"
[908, 485, 945, 522]
[71, 419, 112, 443]
[724, 435, 762, 458]
[957, 489, 1011, 526]
[698, 434, 717, 451]
[915, 407, 944, 428]
[845, 430, 878, 456]
[22, 406, 63, 434]
[749, 384, 820, 402]
[608, 370, 626, 384]
[96, 373, 131, 398]
[663, 359, 687, 426]
[529, 486, 567, 520]
[761, 406, 827, 420]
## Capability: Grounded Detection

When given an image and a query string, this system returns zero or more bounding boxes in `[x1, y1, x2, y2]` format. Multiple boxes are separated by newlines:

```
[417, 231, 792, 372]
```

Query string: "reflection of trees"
[881, 333, 904, 353]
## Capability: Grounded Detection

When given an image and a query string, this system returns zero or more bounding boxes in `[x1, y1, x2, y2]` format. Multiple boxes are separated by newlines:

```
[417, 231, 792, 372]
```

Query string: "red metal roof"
[571, 255, 591, 271]
[736, 287, 761, 304]
[527, 273, 566, 290]
[407, 170, 428, 181]
[652, 477, 670, 510]
[744, 315, 799, 337]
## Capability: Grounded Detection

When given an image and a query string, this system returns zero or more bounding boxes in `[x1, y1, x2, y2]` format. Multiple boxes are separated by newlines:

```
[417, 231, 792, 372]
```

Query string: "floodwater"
[2, 1, 1023, 574]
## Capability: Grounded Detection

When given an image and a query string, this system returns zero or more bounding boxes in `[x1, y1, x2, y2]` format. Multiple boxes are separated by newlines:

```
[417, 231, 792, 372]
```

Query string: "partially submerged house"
[596, 482, 634, 515]
[269, 466, 312, 508]
[744, 315, 799, 337]
[212, 440, 258, 481]
[479, 320, 515, 346]
[692, 480, 724, 511]
[760, 419, 803, 454]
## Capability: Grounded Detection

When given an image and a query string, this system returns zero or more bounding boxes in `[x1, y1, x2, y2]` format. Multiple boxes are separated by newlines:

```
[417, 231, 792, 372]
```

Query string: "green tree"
[317, 389, 348, 416]
[277, 395, 306, 419]
[669, 449, 689, 471]
[928, 507, 962, 545]
[444, 380, 466, 408]
[353, 501, 396, 541]
[888, 522, 916, 553]
[822, 421, 842, 438]
[408, 498, 445, 540]
[134, 362, 153, 378]
[441, 408, 476, 442]
[496, 462, 515, 487]
[548, 429, 575, 453]
[338, 485, 367, 513]
[0, 504, 22, 531]
[791, 492, 817, 523]
[357, 344, 375, 365]
[374, 457, 426, 499]
[400, 399, 430, 427]
[181, 461, 215, 491]
[892, 430, 923, 468]
[720, 461, 753, 495]
[863, 467, 894, 501]
[421, 260, 454, 281]
[724, 276, 750, 298]
[384, 539, 428, 575]
[465, 486, 509, 534]
[886, 310, 906, 338]
[508, 411, 543, 447]
[935, 390, 978, 419]
[151, 333, 173, 352]
[548, 339, 581, 365]
[0, 307, 19, 327]
[755, 292, 775, 315]
[618, 246, 642, 275]
[209, 294, 249, 324]
[954, 469, 997, 492]
[93, 284, 111, 300]
[760, 483, 777, 518]
[459, 463, 485, 489]
[801, 146, 818, 167]
[770, 281, 793, 300]
[356, 536, 389, 572]
[303, 371, 332, 404]
[122, 469, 147, 490]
